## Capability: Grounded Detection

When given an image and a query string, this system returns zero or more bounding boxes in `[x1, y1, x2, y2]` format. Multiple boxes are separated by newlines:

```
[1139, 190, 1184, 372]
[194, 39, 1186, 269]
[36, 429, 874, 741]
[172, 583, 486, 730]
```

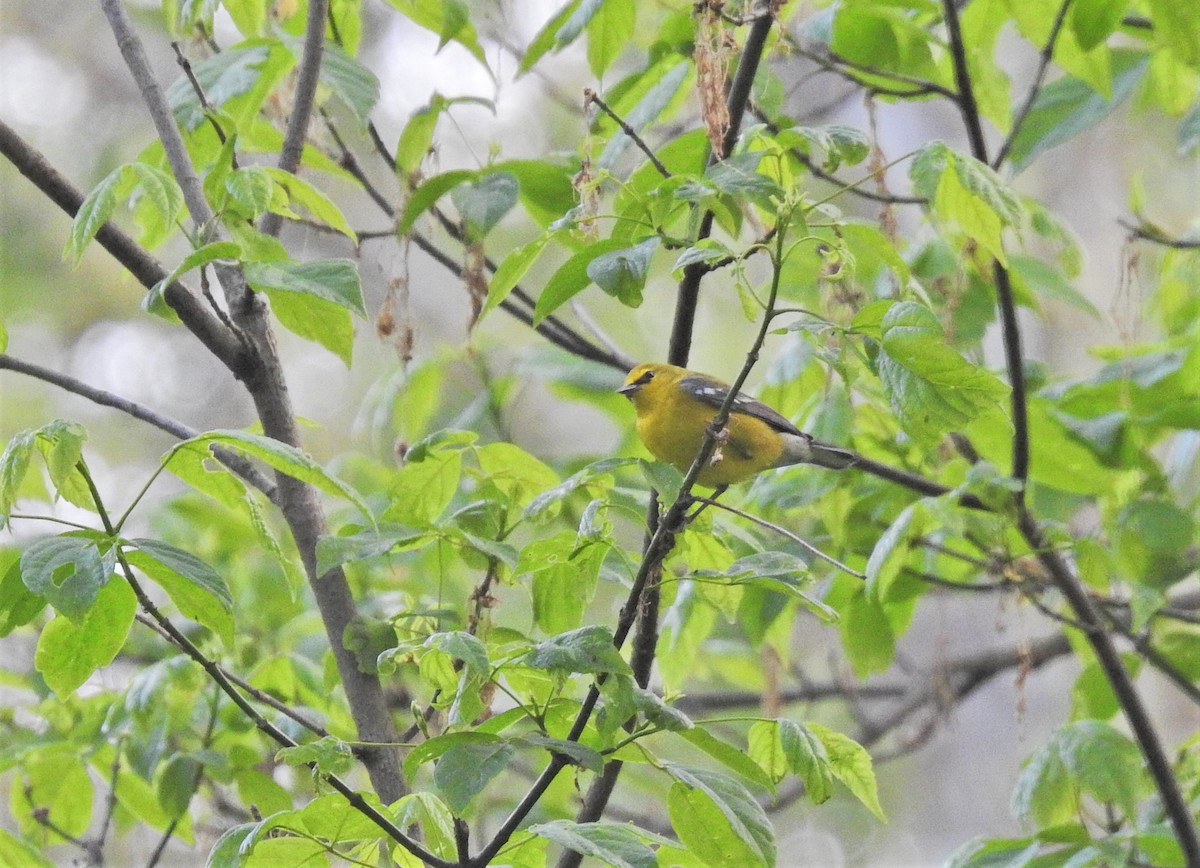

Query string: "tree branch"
[0, 119, 248, 374]
[669, 5, 776, 367]
[0, 352, 278, 502]
[260, 0, 327, 238]
[98, 0, 406, 800]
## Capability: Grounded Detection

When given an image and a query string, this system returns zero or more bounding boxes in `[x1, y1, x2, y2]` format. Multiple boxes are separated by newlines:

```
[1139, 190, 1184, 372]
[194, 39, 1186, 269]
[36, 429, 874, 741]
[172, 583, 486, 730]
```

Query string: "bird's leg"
[709, 426, 729, 469]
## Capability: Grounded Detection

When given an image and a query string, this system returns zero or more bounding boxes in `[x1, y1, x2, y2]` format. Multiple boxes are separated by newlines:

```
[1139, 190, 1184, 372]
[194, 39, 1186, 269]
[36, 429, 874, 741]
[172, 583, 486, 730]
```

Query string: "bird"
[617, 362, 857, 488]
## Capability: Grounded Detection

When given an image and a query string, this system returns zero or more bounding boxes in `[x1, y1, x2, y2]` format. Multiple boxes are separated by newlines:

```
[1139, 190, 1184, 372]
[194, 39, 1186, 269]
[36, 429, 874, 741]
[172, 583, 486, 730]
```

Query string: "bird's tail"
[808, 439, 859, 470]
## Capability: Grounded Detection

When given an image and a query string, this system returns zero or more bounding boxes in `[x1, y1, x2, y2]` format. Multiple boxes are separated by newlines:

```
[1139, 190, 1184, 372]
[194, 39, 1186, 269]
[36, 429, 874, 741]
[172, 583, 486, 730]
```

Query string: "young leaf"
[665, 764, 776, 867]
[806, 723, 886, 821]
[20, 534, 113, 621]
[586, 237, 659, 307]
[166, 430, 372, 521]
[243, 258, 366, 316]
[598, 61, 691, 170]
[587, 0, 635, 78]
[261, 168, 357, 240]
[521, 625, 631, 675]
[519, 0, 583, 74]
[318, 41, 379, 127]
[64, 167, 124, 263]
[534, 238, 631, 323]
[124, 539, 234, 646]
[34, 577, 136, 694]
[1006, 49, 1147, 172]
[529, 820, 664, 868]
[484, 234, 550, 320]
[398, 168, 477, 234]
[275, 735, 356, 776]
[679, 727, 775, 794]
[433, 737, 515, 814]
[876, 301, 1010, 442]
[450, 171, 520, 240]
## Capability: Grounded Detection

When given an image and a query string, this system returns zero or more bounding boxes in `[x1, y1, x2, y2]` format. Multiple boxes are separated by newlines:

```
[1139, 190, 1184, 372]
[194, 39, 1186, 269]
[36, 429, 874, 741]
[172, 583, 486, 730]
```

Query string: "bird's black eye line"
[636, 370, 655, 385]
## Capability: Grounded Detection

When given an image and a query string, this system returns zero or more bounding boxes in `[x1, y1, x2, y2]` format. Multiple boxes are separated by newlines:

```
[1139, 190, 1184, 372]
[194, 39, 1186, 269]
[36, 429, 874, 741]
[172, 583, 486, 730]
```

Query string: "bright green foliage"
[6, 0, 1200, 865]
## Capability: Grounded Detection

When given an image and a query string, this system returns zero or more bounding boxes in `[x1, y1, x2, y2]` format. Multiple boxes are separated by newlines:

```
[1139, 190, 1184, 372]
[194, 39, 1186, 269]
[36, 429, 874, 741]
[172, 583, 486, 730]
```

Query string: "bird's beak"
[616, 383, 639, 398]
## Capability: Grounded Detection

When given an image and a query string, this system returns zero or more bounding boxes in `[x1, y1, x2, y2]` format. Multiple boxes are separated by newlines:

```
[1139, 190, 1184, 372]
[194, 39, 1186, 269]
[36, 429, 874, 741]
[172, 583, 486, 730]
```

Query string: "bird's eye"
[637, 370, 655, 385]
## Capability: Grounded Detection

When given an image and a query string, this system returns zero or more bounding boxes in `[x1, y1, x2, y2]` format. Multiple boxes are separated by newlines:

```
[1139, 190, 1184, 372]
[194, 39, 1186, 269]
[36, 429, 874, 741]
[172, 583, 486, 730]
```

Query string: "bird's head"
[617, 363, 683, 409]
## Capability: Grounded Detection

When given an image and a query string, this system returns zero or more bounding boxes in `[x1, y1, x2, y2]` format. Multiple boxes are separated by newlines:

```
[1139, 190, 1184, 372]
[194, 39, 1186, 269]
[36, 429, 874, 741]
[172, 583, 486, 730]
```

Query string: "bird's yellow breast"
[632, 385, 785, 487]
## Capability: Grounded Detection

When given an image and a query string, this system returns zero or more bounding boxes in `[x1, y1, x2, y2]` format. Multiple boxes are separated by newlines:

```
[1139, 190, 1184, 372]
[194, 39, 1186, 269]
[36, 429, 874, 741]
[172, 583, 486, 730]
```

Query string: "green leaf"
[777, 124, 871, 172]
[13, 749, 94, 839]
[149, 241, 244, 303]
[806, 723, 886, 821]
[319, 41, 379, 127]
[450, 171, 520, 240]
[34, 577, 135, 694]
[877, 301, 1010, 442]
[586, 237, 658, 307]
[523, 534, 606, 635]
[275, 735, 356, 776]
[598, 61, 691, 170]
[0, 555, 44, 637]
[1058, 722, 1144, 817]
[315, 528, 426, 573]
[0, 429, 36, 521]
[484, 234, 550, 319]
[1011, 737, 1075, 828]
[520, 0, 582, 74]
[167, 430, 372, 521]
[865, 503, 924, 601]
[124, 539, 234, 646]
[1007, 49, 1147, 172]
[0, 827, 55, 868]
[33, 419, 89, 507]
[666, 764, 775, 867]
[556, 0, 603, 46]
[128, 163, 185, 249]
[243, 258, 366, 316]
[157, 754, 202, 819]
[534, 238, 630, 323]
[393, 793, 457, 861]
[529, 820, 664, 868]
[65, 167, 123, 263]
[1070, 0, 1127, 51]
[243, 259, 364, 363]
[1009, 255, 1100, 316]
[265, 289, 355, 365]
[778, 720, 835, 805]
[1148, 0, 1200, 68]
[226, 166, 275, 216]
[521, 625, 631, 675]
[384, 450, 462, 526]
[260, 168, 356, 240]
[587, 0, 635, 77]
[398, 168, 477, 234]
[20, 534, 113, 621]
[167, 42, 294, 131]
[911, 142, 1020, 264]
[519, 735, 604, 774]
[384, 0, 490, 70]
[679, 727, 775, 794]
[433, 736, 515, 814]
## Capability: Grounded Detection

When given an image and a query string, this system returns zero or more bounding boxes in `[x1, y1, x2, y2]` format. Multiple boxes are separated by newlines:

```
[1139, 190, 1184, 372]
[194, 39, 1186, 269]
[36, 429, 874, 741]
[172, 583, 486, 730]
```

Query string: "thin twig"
[260, 0, 327, 238]
[78, 464, 448, 868]
[171, 41, 233, 153]
[0, 353, 278, 502]
[0, 120, 247, 373]
[134, 613, 329, 736]
[991, 0, 1074, 168]
[697, 496, 866, 579]
[585, 89, 671, 178]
